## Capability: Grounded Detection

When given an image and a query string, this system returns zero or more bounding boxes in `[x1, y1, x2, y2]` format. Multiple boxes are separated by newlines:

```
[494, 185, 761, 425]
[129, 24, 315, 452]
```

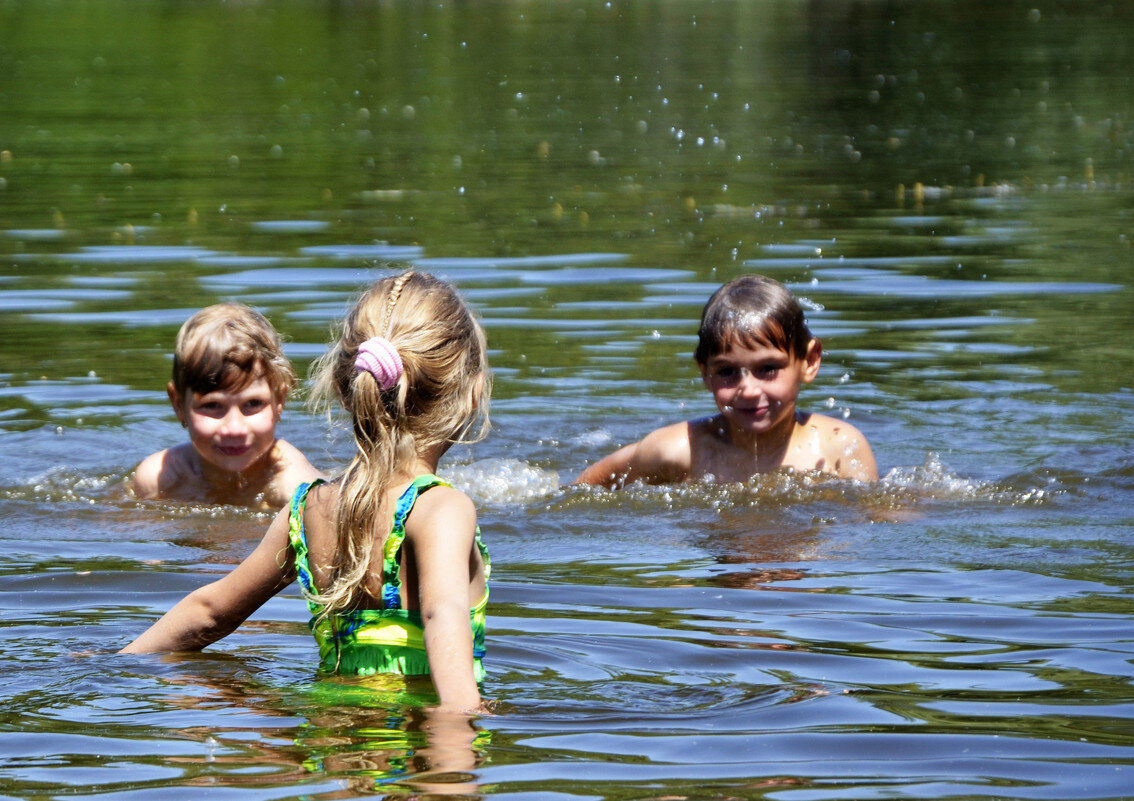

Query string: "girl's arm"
[120, 507, 296, 653]
[405, 487, 484, 713]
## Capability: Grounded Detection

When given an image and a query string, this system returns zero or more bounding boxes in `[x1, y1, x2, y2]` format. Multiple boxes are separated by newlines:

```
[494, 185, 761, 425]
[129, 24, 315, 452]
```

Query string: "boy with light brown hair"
[132, 302, 322, 508]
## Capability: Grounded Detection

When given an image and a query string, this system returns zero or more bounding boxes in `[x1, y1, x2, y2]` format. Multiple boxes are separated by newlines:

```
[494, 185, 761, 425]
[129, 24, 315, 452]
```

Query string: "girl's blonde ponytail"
[307, 271, 489, 617]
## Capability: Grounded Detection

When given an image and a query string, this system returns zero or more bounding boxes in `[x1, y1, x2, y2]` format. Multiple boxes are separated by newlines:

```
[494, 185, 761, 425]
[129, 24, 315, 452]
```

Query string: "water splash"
[1, 466, 268, 520]
[444, 458, 560, 505]
[880, 452, 986, 498]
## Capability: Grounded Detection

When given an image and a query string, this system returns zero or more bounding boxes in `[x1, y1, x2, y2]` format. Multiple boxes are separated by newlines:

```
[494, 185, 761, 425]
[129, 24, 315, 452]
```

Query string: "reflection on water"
[2, 0, 1133, 798]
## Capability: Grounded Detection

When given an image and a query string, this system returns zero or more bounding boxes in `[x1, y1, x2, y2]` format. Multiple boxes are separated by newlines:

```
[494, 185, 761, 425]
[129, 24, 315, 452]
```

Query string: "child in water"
[122, 272, 493, 713]
[575, 274, 878, 487]
[131, 302, 322, 509]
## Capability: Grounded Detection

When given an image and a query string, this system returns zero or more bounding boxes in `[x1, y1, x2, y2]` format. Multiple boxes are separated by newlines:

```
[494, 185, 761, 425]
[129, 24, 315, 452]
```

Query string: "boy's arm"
[120, 507, 296, 653]
[837, 430, 878, 481]
[574, 423, 692, 487]
[574, 442, 639, 487]
[406, 487, 483, 713]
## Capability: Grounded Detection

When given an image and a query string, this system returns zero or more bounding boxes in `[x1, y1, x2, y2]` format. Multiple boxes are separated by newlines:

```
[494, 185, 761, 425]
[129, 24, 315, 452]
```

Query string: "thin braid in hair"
[382, 271, 415, 334]
[304, 271, 490, 631]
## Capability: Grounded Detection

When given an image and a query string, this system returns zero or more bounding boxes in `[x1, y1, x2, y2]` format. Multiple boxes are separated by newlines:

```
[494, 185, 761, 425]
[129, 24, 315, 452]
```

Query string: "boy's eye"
[243, 399, 269, 413]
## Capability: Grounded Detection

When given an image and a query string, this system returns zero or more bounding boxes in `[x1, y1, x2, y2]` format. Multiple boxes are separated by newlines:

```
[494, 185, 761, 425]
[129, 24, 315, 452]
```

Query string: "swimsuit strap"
[288, 478, 326, 609]
[289, 474, 481, 613]
[380, 473, 450, 609]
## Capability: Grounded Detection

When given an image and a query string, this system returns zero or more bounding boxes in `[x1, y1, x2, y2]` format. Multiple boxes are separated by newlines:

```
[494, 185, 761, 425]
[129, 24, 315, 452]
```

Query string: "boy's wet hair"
[171, 303, 295, 401]
[694, 274, 813, 364]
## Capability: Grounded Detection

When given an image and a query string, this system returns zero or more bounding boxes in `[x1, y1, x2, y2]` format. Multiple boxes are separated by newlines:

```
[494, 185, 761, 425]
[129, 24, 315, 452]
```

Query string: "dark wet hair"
[694, 275, 814, 364]
[171, 302, 295, 401]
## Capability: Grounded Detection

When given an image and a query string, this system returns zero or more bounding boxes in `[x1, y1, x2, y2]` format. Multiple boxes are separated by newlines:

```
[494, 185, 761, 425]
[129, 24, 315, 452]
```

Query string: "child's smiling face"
[699, 337, 821, 441]
[173, 374, 283, 477]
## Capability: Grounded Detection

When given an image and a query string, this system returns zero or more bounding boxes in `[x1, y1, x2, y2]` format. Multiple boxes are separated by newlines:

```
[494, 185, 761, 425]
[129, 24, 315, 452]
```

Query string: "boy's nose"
[218, 408, 248, 436]
[736, 373, 762, 396]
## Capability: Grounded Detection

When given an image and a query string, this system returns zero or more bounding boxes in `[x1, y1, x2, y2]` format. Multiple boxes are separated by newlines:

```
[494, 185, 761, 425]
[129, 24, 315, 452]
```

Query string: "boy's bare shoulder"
[627, 420, 694, 484]
[639, 420, 695, 463]
[264, 438, 325, 507]
[797, 412, 878, 480]
[131, 444, 199, 499]
[271, 438, 322, 477]
[800, 411, 869, 442]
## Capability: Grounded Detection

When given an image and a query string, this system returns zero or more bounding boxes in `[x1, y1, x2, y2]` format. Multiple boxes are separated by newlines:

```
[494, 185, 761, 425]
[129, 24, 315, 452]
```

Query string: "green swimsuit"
[287, 475, 489, 679]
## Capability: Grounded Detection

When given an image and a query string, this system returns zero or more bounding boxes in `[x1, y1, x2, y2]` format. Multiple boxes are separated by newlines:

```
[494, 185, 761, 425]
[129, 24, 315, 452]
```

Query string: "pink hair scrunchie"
[354, 336, 403, 391]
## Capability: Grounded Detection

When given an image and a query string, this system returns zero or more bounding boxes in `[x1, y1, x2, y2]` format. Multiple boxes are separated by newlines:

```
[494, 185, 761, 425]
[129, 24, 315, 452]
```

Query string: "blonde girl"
[122, 272, 492, 713]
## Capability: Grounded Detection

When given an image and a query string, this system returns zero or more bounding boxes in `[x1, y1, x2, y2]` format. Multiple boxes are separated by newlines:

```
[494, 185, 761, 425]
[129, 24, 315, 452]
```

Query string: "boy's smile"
[700, 338, 821, 446]
[173, 376, 283, 478]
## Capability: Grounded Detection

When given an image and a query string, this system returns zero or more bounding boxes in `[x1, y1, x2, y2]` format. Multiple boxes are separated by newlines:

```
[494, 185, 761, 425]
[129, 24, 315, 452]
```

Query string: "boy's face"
[699, 338, 821, 439]
[168, 375, 284, 477]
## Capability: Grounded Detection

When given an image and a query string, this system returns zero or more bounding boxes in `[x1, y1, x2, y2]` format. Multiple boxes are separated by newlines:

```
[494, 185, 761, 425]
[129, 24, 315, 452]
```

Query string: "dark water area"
[1, 1, 1132, 798]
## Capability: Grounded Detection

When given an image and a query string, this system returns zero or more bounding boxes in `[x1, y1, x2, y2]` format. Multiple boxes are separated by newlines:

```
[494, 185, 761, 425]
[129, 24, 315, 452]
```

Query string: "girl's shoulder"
[404, 480, 477, 542]
[408, 480, 475, 517]
[297, 478, 338, 518]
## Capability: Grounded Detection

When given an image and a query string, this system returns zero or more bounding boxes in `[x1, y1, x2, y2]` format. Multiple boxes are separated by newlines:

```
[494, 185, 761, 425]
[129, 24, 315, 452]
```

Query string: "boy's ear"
[271, 384, 288, 418]
[167, 382, 188, 427]
[800, 338, 823, 383]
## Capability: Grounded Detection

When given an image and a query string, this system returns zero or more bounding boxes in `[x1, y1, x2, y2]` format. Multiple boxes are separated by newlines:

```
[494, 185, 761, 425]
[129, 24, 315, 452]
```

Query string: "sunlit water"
[2, 1, 1132, 799]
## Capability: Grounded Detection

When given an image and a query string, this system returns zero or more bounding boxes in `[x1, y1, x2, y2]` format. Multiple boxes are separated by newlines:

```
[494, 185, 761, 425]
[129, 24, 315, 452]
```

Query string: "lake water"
[1, 1, 1132, 798]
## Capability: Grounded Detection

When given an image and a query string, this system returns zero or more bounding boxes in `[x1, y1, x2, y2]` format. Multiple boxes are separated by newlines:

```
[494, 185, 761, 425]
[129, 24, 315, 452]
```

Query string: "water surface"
[1, 1, 1132, 798]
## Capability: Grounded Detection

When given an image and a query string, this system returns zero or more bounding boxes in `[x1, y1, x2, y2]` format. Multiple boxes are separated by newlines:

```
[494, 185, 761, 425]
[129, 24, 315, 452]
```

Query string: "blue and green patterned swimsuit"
[287, 475, 489, 678]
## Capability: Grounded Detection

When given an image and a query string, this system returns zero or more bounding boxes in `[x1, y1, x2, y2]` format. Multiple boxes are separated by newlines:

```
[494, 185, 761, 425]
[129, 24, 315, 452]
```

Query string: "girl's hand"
[119, 506, 295, 654]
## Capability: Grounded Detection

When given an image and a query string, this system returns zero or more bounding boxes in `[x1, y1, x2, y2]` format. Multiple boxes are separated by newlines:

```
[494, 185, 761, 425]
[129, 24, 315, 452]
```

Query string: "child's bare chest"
[688, 420, 828, 482]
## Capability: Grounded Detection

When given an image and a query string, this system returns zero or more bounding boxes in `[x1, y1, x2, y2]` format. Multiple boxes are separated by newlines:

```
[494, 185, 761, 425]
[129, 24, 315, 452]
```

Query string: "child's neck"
[722, 411, 799, 469]
[393, 445, 446, 482]
[197, 443, 276, 501]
